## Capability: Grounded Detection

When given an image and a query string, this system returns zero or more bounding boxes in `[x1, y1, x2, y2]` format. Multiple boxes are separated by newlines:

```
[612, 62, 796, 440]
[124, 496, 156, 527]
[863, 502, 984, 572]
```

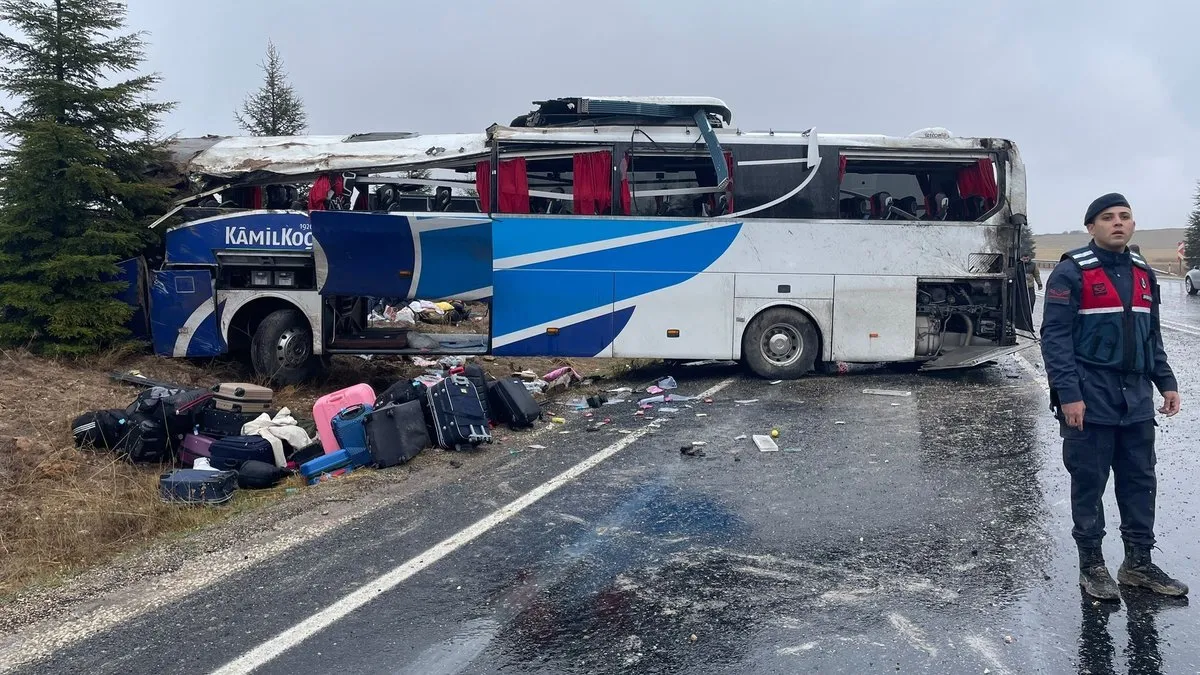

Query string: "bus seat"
[965, 196, 987, 219]
[931, 193, 951, 220]
[894, 196, 919, 218]
[870, 192, 893, 219]
[840, 196, 870, 219]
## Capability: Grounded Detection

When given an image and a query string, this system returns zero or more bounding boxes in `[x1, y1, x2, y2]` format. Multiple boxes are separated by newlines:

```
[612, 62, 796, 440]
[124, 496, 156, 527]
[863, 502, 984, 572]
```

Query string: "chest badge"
[1140, 277, 1148, 289]
[1091, 283, 1108, 296]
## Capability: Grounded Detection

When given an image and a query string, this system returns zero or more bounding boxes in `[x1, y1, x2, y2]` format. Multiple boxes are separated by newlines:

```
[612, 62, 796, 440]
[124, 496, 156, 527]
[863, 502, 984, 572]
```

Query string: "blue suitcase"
[299, 446, 371, 483]
[332, 403, 372, 451]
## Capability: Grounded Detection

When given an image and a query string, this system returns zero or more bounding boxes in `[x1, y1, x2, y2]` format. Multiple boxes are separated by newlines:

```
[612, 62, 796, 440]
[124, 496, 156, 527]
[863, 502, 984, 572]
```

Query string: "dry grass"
[0, 346, 652, 598]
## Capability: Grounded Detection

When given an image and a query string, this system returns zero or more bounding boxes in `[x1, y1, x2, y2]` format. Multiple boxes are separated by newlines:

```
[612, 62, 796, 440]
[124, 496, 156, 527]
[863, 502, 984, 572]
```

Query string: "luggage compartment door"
[311, 211, 493, 300]
[149, 269, 226, 357]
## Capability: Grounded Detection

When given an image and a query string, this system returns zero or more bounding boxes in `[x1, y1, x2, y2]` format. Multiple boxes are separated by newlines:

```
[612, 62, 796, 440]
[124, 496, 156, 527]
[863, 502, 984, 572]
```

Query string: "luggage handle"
[338, 403, 367, 418]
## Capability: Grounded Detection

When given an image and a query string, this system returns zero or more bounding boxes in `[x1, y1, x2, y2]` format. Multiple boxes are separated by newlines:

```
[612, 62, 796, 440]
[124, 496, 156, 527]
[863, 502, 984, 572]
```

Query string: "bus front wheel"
[741, 307, 819, 380]
[250, 309, 325, 386]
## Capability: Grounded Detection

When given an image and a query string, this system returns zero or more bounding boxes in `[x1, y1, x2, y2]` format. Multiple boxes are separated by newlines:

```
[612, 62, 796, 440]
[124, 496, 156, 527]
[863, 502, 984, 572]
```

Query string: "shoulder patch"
[1046, 285, 1072, 304]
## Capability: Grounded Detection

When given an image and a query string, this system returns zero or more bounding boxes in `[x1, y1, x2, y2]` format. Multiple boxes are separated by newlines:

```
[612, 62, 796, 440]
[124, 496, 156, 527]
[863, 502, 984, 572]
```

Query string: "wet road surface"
[9, 289, 1200, 674]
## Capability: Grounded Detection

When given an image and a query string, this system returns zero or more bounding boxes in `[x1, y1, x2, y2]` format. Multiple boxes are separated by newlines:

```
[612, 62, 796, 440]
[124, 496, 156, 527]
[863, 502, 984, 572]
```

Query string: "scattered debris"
[834, 421, 847, 425]
[696, 413, 708, 418]
[863, 388, 912, 397]
[753, 435, 779, 452]
[680, 445, 705, 457]
[769, 380, 783, 385]
[734, 434, 748, 441]
[781, 447, 803, 453]
[770, 428, 780, 438]
[658, 376, 678, 390]
[528, 444, 547, 450]
[691, 441, 707, 446]
[734, 399, 759, 405]
[658, 407, 680, 413]
[551, 417, 566, 424]
[607, 387, 633, 393]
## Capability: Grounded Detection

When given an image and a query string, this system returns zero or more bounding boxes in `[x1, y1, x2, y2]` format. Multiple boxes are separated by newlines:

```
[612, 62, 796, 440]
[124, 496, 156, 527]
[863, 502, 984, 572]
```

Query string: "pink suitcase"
[313, 383, 376, 453]
[180, 433, 216, 467]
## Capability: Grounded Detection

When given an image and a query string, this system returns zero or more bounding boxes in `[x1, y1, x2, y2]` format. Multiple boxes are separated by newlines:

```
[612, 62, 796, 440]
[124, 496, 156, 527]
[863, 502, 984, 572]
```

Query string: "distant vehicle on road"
[120, 96, 1035, 384]
[1186, 265, 1200, 295]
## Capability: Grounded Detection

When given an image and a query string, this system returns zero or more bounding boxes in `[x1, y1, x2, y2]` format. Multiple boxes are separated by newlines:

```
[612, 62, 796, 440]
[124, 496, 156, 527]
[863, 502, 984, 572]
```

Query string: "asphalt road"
[8, 285, 1200, 675]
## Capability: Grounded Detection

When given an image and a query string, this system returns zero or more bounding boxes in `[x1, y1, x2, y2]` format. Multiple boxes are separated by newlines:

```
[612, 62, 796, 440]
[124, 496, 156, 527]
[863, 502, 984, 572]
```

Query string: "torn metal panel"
[919, 343, 1031, 371]
[165, 132, 488, 183]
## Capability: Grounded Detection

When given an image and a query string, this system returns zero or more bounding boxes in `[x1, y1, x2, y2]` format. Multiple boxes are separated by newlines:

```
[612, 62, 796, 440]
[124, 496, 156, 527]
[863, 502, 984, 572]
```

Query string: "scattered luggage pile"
[72, 363, 544, 506]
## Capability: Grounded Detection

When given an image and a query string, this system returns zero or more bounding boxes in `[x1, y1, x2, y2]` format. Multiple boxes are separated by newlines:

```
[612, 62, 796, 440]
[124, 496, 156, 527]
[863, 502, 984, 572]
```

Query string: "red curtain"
[619, 155, 631, 215]
[475, 159, 530, 213]
[573, 151, 612, 215]
[838, 155, 847, 183]
[251, 187, 263, 209]
[957, 159, 998, 205]
[307, 174, 343, 211]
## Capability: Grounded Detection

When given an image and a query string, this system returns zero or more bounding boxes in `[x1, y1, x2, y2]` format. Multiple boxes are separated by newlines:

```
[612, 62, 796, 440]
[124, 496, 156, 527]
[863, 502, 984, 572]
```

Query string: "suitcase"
[363, 401, 430, 468]
[123, 413, 173, 464]
[425, 375, 491, 451]
[210, 383, 274, 414]
[298, 446, 370, 483]
[180, 433, 216, 467]
[331, 403, 372, 451]
[198, 406, 253, 438]
[375, 379, 425, 408]
[208, 435, 275, 471]
[313, 384, 376, 453]
[159, 469, 238, 505]
[486, 378, 542, 429]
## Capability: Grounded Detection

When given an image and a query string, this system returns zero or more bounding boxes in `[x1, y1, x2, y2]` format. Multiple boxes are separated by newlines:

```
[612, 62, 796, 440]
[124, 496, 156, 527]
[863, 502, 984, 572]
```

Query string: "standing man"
[1022, 253, 1042, 313]
[1040, 193, 1187, 601]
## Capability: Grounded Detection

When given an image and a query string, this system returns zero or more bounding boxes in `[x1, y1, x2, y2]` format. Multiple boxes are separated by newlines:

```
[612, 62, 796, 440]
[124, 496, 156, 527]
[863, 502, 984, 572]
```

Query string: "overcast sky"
[22, 1, 1200, 234]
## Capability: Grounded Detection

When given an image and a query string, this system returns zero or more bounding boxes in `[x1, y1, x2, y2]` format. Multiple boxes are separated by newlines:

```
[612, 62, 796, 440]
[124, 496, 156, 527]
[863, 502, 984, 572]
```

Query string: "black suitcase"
[363, 401, 430, 467]
[487, 378, 542, 429]
[375, 379, 425, 408]
[159, 469, 238, 505]
[123, 412, 173, 463]
[198, 406, 253, 438]
[208, 435, 275, 471]
[425, 375, 491, 451]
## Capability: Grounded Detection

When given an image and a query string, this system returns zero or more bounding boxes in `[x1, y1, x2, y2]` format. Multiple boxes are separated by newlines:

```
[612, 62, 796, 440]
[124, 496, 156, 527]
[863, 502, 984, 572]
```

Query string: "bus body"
[124, 96, 1034, 383]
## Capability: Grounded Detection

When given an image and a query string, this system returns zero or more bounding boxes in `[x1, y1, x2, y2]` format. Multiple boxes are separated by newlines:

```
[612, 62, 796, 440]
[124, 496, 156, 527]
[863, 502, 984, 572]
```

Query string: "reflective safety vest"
[1062, 246, 1156, 374]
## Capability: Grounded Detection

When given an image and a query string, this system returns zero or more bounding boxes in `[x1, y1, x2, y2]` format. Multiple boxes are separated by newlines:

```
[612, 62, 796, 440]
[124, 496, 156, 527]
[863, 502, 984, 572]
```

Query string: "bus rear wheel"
[741, 307, 819, 380]
[250, 309, 325, 386]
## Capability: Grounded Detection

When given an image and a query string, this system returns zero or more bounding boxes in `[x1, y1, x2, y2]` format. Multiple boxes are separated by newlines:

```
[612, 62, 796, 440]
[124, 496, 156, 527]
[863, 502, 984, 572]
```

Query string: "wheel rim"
[275, 328, 311, 368]
[760, 322, 803, 366]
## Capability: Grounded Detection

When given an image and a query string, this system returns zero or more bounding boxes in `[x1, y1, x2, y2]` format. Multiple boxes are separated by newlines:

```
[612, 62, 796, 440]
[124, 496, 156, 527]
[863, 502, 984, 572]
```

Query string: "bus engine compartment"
[915, 279, 1014, 365]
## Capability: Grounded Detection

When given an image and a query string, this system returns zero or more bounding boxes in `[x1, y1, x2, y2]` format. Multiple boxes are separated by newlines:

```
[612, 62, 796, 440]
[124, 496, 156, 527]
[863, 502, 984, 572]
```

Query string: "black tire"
[250, 309, 324, 386]
[741, 307, 820, 380]
[1187, 277, 1197, 296]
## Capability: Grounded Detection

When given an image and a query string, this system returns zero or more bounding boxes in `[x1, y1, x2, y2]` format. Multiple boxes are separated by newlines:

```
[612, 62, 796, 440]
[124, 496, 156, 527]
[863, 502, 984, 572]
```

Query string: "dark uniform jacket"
[1040, 241, 1177, 425]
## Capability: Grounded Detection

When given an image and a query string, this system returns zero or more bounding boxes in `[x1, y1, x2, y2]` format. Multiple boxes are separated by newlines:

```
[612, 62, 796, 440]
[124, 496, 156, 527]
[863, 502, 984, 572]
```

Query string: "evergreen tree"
[0, 0, 175, 354]
[235, 40, 307, 136]
[1185, 181, 1200, 270]
[1019, 222, 1036, 259]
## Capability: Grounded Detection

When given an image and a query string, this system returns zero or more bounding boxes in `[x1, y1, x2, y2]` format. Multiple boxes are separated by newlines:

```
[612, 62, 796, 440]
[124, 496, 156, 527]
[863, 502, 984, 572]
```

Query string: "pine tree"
[1185, 181, 1200, 270]
[235, 40, 307, 136]
[1019, 222, 1036, 259]
[0, 0, 175, 355]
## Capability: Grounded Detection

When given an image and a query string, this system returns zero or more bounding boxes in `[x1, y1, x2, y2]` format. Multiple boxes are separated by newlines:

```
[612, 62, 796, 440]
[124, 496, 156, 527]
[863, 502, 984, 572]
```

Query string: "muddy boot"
[1078, 545, 1120, 601]
[1117, 542, 1189, 596]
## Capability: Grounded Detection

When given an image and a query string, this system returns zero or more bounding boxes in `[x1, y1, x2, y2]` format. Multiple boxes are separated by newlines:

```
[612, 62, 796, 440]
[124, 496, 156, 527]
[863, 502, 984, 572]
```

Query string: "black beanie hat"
[1085, 192, 1130, 225]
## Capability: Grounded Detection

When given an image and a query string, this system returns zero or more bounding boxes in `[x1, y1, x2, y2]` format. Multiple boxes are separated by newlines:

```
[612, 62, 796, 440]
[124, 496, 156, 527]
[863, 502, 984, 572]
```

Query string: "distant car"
[1187, 266, 1200, 295]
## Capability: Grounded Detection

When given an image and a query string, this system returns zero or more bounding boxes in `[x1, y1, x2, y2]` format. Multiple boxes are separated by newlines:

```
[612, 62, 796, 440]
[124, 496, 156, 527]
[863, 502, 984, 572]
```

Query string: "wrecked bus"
[121, 96, 1034, 384]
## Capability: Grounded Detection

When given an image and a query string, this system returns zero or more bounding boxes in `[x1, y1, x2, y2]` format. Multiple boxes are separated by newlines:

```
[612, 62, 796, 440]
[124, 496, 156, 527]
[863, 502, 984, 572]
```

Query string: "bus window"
[624, 152, 734, 218]
[838, 156, 1000, 221]
[479, 148, 619, 215]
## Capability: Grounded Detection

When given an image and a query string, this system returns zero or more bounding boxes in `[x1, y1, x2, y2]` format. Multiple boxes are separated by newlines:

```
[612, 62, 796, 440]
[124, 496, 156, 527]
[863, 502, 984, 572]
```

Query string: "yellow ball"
[770, 429, 780, 438]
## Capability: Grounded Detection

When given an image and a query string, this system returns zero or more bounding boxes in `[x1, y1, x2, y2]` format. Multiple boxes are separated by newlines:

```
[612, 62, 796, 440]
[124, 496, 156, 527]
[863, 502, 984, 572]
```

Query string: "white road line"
[1012, 353, 1048, 393]
[211, 377, 738, 675]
